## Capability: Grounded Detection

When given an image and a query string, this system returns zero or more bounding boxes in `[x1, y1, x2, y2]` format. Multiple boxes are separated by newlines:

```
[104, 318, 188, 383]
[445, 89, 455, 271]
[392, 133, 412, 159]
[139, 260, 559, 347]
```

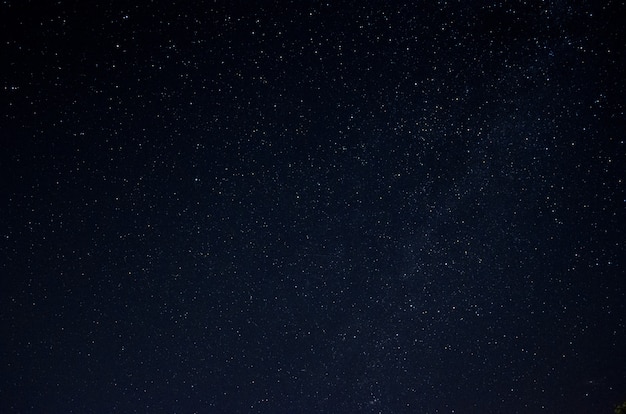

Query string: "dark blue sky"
[2, 1, 625, 413]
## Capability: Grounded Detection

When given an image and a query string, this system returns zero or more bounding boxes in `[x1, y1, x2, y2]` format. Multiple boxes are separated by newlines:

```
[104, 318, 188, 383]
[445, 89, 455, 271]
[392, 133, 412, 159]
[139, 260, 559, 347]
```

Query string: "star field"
[1, 1, 625, 413]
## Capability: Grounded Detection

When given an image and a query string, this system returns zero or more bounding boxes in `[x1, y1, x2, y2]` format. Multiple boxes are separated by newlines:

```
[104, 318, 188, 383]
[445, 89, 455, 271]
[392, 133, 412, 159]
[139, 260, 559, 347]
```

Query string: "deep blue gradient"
[2, 1, 625, 413]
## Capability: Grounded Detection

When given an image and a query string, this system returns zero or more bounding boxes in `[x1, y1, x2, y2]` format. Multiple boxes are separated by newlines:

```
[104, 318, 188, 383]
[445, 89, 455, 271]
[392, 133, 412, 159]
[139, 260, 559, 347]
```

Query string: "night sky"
[2, 1, 625, 413]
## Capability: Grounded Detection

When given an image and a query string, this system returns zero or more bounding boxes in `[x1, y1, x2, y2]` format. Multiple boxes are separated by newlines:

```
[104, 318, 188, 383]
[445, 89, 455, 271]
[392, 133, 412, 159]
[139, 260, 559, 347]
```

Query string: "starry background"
[1, 1, 625, 413]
